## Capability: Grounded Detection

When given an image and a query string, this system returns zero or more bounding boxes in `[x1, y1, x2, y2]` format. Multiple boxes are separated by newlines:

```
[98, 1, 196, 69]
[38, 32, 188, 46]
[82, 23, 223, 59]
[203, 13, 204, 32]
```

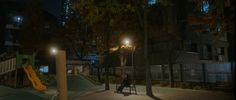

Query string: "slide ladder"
[23, 65, 47, 92]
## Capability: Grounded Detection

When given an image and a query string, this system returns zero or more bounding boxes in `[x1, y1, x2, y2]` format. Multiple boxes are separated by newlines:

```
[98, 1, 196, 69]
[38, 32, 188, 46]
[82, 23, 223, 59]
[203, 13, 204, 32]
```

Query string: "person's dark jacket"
[122, 75, 130, 87]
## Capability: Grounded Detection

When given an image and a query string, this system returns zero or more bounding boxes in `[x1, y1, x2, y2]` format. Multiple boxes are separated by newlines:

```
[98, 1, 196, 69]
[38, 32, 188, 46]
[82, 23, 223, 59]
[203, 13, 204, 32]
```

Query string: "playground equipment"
[0, 58, 16, 75]
[23, 65, 47, 91]
[0, 53, 46, 92]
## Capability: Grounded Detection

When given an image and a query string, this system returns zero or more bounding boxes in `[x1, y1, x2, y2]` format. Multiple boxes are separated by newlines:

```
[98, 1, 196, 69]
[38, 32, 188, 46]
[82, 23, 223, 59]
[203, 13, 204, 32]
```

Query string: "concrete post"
[56, 50, 68, 100]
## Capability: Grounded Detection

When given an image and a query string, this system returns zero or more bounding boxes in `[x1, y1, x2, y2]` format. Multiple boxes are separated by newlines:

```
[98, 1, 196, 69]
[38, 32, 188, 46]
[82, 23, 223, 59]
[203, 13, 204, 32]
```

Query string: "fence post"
[161, 65, 165, 81]
[180, 64, 183, 82]
[231, 62, 235, 93]
[0, 62, 2, 73]
[202, 63, 206, 85]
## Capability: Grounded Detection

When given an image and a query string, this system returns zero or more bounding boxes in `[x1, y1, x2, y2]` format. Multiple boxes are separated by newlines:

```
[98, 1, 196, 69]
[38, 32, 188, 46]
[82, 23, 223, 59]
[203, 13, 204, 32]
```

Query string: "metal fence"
[150, 63, 232, 83]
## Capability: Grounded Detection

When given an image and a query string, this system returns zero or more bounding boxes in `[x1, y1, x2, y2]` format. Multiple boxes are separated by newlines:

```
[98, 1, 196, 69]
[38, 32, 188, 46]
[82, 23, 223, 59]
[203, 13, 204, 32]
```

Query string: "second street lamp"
[122, 38, 135, 80]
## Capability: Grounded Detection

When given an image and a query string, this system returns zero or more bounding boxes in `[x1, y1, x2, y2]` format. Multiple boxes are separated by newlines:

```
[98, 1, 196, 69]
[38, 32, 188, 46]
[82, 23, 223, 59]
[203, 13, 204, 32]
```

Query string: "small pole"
[132, 50, 134, 80]
[14, 69, 17, 88]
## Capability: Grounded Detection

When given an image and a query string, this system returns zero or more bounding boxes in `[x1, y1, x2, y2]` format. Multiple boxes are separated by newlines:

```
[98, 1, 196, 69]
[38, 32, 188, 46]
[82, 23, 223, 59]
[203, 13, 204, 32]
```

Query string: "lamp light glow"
[50, 47, 58, 55]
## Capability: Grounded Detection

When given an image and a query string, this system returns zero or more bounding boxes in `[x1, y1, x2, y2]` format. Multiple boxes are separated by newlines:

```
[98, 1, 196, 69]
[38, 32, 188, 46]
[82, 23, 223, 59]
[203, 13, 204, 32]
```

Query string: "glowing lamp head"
[124, 39, 130, 45]
[50, 47, 58, 55]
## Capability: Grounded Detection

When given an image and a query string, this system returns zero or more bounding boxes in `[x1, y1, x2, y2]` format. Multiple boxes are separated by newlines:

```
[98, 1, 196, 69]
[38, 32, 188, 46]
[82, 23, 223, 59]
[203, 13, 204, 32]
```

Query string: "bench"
[115, 80, 137, 94]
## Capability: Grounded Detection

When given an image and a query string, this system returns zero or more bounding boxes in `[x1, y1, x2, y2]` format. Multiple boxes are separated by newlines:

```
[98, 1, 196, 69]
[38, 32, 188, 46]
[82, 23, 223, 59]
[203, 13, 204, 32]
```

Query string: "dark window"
[217, 47, 224, 55]
[207, 45, 212, 59]
[190, 43, 198, 52]
[200, 45, 212, 60]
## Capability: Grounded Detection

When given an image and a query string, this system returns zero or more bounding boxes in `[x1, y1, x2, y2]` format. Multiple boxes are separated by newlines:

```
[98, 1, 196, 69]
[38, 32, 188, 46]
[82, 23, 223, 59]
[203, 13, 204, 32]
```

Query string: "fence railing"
[0, 58, 16, 75]
[150, 63, 232, 83]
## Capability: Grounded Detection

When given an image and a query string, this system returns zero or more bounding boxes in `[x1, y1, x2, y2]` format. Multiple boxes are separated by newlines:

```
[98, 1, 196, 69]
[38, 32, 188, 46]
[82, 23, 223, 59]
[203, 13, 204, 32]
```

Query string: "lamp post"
[131, 46, 136, 81]
[122, 38, 135, 80]
[50, 47, 68, 100]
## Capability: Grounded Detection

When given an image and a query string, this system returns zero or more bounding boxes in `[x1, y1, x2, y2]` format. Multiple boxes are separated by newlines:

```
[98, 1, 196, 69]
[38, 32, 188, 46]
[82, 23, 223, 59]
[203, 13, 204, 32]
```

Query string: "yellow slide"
[23, 65, 47, 92]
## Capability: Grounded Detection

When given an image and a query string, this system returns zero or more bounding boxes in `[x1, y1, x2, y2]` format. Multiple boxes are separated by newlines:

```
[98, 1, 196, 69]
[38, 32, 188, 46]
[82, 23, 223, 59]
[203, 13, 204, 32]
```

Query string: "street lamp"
[124, 38, 130, 46]
[50, 47, 68, 100]
[122, 38, 135, 80]
[50, 47, 58, 55]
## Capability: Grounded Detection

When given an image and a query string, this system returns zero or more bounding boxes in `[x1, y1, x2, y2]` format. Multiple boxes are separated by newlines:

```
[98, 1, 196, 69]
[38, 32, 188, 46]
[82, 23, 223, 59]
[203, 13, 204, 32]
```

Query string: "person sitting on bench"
[117, 73, 131, 93]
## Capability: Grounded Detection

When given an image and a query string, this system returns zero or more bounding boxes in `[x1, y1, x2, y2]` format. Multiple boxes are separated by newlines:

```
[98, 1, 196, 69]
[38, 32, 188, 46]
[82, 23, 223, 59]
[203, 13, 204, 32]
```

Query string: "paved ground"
[75, 84, 234, 100]
[0, 86, 47, 100]
[1, 84, 234, 100]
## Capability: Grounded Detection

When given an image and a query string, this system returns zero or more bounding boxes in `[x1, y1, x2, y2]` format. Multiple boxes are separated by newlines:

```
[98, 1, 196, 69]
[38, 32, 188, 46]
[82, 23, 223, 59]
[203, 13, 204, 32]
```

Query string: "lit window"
[216, 47, 224, 55]
[201, 1, 209, 13]
[13, 16, 23, 23]
[62, 21, 65, 26]
[39, 65, 49, 73]
[148, 0, 157, 5]
[217, 25, 221, 32]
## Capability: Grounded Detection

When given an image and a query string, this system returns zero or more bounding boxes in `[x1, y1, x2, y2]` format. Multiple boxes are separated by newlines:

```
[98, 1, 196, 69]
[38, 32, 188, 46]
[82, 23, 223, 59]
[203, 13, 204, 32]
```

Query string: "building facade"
[128, 0, 234, 84]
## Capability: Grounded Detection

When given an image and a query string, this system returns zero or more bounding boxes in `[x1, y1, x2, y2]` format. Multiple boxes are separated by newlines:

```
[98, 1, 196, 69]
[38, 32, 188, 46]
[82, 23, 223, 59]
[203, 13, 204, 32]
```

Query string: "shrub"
[180, 82, 191, 89]
[193, 85, 202, 90]
[174, 82, 183, 88]
[160, 81, 169, 87]
[202, 83, 215, 90]
[109, 76, 117, 83]
[135, 80, 145, 85]
[152, 80, 160, 85]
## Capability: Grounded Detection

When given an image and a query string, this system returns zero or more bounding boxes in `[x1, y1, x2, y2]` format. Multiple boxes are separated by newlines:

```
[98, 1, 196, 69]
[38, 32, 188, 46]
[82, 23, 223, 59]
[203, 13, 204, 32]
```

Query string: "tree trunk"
[202, 63, 206, 86]
[97, 65, 101, 82]
[105, 31, 110, 90]
[143, 5, 153, 97]
[105, 64, 109, 90]
[168, 43, 174, 88]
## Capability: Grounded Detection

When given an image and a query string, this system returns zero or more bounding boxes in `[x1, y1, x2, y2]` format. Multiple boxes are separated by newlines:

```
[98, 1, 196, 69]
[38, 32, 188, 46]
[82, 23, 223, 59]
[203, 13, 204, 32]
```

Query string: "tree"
[161, 0, 180, 88]
[72, 0, 160, 97]
[72, 0, 126, 90]
[55, 16, 94, 60]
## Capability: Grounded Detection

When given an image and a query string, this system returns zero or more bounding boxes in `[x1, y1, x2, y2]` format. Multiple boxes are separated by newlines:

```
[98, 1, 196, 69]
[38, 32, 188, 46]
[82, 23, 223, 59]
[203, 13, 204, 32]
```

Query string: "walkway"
[75, 84, 234, 100]
[0, 86, 47, 100]
[0, 84, 234, 100]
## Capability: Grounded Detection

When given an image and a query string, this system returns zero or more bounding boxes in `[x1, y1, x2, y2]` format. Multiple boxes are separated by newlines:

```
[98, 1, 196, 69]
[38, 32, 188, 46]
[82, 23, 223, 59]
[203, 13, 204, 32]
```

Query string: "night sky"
[3, 0, 62, 18]
[41, 0, 62, 18]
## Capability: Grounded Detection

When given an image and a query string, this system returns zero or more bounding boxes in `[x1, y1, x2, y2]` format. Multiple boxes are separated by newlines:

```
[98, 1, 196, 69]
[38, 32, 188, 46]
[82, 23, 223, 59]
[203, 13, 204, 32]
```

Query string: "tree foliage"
[187, 0, 234, 41]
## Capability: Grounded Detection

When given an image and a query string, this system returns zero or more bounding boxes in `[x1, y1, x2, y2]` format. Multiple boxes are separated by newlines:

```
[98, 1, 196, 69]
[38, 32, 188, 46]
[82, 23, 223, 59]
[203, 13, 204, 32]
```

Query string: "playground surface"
[0, 85, 47, 100]
[75, 84, 234, 100]
[0, 84, 234, 100]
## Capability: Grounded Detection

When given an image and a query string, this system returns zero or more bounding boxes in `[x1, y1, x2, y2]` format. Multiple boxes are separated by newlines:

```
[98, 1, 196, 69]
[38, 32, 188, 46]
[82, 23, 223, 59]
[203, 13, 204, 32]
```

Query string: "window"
[200, 45, 212, 60]
[216, 47, 224, 55]
[39, 65, 49, 73]
[148, 0, 157, 5]
[13, 16, 23, 23]
[183, 40, 191, 51]
[201, 1, 209, 13]
[190, 43, 198, 52]
[183, 40, 198, 52]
